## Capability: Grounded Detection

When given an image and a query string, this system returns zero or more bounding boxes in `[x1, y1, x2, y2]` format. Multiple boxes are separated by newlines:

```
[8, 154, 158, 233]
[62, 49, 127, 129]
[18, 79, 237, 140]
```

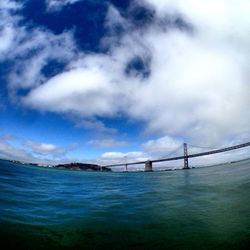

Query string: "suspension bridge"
[102, 141, 250, 171]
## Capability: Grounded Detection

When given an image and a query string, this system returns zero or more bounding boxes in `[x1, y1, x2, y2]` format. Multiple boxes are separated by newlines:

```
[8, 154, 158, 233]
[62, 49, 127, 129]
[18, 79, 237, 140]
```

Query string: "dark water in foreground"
[0, 159, 250, 249]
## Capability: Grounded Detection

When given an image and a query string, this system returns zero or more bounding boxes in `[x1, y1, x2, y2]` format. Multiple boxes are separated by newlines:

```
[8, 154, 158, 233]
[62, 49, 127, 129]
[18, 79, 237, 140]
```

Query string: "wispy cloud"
[0, 0, 22, 57]
[88, 138, 129, 148]
[0, 140, 34, 162]
[73, 118, 117, 134]
[0, 134, 72, 164]
[46, 0, 81, 11]
[0, 0, 77, 102]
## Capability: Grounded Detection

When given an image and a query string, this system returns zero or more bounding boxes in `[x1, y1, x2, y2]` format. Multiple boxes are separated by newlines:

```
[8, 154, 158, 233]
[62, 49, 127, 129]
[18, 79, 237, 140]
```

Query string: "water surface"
[0, 159, 250, 249]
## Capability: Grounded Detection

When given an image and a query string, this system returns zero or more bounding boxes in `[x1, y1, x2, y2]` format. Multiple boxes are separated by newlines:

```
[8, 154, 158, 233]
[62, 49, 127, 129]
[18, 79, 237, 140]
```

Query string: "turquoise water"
[0, 159, 250, 249]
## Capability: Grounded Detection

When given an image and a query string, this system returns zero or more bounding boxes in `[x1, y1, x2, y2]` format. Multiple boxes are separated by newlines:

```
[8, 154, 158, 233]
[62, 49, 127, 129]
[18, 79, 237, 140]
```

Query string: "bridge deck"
[103, 142, 250, 168]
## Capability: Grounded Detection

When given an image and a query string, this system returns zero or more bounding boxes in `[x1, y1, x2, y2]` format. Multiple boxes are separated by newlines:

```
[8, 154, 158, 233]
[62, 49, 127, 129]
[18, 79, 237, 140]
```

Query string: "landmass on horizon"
[0, 158, 112, 172]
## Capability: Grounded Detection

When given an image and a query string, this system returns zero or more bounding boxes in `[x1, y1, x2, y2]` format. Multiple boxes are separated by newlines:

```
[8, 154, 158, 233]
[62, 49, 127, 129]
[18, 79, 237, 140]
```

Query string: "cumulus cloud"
[145, 0, 250, 38]
[24, 140, 66, 157]
[20, 0, 250, 148]
[23, 65, 121, 116]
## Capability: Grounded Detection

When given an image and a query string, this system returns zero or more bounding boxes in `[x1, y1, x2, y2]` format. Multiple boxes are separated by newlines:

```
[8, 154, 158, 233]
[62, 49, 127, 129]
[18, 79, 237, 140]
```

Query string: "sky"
[0, 0, 250, 166]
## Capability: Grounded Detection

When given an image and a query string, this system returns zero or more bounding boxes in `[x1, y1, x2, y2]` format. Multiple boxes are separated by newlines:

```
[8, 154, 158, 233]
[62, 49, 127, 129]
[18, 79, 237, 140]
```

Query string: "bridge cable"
[153, 145, 183, 161]
[188, 144, 219, 150]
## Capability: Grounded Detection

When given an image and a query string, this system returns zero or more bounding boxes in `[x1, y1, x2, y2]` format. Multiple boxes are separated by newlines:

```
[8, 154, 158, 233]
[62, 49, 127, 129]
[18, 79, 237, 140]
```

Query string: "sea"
[0, 158, 250, 250]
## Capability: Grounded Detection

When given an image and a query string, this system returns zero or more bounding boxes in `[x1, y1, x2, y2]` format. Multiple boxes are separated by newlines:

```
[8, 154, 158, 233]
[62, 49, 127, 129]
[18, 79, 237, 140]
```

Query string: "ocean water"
[0, 159, 250, 250]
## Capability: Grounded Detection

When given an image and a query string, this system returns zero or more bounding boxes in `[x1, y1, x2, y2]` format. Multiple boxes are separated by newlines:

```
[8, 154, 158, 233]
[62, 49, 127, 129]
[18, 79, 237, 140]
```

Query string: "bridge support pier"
[145, 160, 153, 172]
[183, 143, 189, 169]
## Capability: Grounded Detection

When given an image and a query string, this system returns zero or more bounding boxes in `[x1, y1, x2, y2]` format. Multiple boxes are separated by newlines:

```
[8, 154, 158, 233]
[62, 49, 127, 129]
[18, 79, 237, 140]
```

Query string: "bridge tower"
[145, 160, 153, 171]
[124, 156, 128, 172]
[183, 143, 189, 169]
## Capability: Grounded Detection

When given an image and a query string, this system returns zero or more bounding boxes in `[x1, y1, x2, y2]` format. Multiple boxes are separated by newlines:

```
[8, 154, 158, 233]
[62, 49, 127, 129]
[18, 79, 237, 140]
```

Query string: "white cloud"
[88, 138, 128, 148]
[74, 118, 117, 134]
[0, 140, 33, 162]
[1, 0, 248, 160]
[100, 151, 148, 166]
[21, 0, 250, 147]
[105, 5, 128, 31]
[24, 140, 66, 157]
[8, 29, 77, 95]
[0, 0, 21, 10]
[143, 136, 182, 158]
[0, 134, 74, 164]
[129, 29, 249, 143]
[0, 25, 15, 56]
[23, 66, 120, 116]
[0, 0, 22, 58]
[0, 0, 77, 100]
[99, 135, 182, 166]
[46, 0, 81, 11]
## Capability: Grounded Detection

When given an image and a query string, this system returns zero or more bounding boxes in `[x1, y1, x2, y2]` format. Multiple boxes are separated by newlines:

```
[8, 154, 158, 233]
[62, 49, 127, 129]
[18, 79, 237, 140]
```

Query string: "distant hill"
[53, 162, 112, 172]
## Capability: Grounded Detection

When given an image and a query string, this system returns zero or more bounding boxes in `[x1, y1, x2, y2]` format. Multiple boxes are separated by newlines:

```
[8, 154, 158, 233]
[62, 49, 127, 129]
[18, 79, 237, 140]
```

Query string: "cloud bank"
[20, 0, 250, 146]
[1, 0, 250, 164]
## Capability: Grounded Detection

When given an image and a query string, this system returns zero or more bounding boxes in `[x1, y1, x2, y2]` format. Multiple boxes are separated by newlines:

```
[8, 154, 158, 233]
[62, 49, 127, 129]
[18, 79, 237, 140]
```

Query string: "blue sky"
[0, 0, 250, 165]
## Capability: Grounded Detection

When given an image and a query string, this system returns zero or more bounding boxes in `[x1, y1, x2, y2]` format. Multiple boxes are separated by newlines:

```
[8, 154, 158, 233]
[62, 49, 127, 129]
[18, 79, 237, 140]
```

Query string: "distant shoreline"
[1, 157, 250, 173]
[0, 158, 111, 172]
